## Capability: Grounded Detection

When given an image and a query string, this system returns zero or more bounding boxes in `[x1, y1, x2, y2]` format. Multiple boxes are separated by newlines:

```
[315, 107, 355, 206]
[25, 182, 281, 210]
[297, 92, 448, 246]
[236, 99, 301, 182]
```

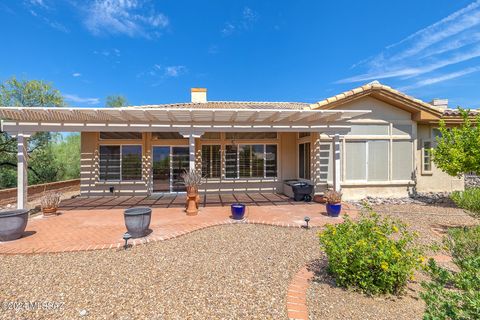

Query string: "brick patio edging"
[286, 265, 314, 320]
[0, 218, 327, 255]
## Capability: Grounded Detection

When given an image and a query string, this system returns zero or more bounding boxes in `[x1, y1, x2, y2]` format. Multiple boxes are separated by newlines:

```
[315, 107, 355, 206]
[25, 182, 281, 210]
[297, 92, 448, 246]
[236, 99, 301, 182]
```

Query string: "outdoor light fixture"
[123, 232, 131, 250]
[303, 216, 310, 229]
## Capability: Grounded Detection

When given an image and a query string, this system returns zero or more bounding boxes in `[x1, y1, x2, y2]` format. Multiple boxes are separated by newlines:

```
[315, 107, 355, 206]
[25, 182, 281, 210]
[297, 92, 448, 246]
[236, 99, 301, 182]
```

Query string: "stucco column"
[332, 134, 341, 192]
[17, 133, 28, 209]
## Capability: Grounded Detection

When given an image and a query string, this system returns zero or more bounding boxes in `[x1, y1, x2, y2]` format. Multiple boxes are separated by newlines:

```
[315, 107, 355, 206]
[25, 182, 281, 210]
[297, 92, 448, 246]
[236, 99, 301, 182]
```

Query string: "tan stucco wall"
[415, 124, 464, 193]
[80, 132, 297, 196]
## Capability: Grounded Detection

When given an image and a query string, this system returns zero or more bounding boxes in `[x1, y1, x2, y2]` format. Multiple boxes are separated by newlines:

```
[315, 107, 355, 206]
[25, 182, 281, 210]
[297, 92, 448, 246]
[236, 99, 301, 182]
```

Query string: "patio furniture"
[231, 203, 246, 220]
[124, 207, 152, 238]
[0, 209, 29, 241]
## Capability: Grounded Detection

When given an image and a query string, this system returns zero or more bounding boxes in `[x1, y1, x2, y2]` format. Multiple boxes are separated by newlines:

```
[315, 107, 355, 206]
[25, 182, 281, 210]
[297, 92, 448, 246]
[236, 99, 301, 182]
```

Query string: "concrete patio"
[0, 195, 358, 255]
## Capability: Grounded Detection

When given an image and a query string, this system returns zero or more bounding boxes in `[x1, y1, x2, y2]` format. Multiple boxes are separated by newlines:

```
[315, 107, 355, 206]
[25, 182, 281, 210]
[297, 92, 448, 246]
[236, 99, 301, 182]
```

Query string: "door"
[152, 146, 190, 193]
[152, 147, 170, 192]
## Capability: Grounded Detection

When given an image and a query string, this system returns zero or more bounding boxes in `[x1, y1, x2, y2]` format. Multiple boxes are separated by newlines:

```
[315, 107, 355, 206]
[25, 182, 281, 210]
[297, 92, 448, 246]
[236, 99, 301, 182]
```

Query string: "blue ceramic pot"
[231, 203, 246, 220]
[326, 203, 342, 217]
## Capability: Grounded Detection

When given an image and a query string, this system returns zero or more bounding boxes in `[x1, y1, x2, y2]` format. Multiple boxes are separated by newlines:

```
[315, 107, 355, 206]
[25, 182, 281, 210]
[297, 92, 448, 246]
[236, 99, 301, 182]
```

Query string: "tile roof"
[129, 101, 310, 110]
[442, 109, 479, 116]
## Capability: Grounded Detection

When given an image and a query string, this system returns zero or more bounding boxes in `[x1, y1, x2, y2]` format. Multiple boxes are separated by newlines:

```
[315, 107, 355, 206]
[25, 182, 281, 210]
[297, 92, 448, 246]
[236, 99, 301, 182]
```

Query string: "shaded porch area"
[59, 193, 309, 211]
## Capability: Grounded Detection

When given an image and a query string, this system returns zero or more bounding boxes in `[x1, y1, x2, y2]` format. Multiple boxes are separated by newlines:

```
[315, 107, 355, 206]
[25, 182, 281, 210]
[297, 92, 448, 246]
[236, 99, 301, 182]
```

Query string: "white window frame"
[421, 139, 433, 175]
[99, 144, 143, 182]
[298, 142, 311, 180]
[224, 143, 278, 179]
[201, 144, 222, 178]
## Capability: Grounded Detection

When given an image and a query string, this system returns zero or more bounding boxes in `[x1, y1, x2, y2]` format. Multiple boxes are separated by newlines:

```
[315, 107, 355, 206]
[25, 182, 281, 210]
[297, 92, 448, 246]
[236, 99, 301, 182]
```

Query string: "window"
[347, 124, 389, 136]
[298, 132, 310, 138]
[152, 132, 184, 139]
[99, 146, 120, 180]
[201, 145, 221, 178]
[392, 141, 412, 180]
[345, 140, 389, 181]
[392, 124, 412, 136]
[225, 132, 277, 140]
[99, 145, 142, 181]
[298, 142, 311, 180]
[225, 144, 277, 178]
[100, 132, 142, 140]
[121, 146, 142, 181]
[422, 140, 432, 173]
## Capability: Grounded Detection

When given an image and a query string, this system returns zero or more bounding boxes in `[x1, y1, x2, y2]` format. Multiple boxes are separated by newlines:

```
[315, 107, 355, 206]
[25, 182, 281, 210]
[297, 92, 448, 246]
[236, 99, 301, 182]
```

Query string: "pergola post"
[188, 133, 195, 172]
[17, 133, 28, 209]
[332, 133, 341, 192]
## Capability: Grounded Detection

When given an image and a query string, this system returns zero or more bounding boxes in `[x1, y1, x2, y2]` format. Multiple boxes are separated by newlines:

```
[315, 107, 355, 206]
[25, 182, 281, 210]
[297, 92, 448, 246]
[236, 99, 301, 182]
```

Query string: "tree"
[0, 77, 65, 188]
[432, 108, 480, 177]
[106, 95, 128, 108]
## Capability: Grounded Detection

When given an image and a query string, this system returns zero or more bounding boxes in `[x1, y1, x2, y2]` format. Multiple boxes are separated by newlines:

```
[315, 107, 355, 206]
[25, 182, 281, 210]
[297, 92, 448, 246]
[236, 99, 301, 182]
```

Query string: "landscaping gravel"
[0, 224, 320, 320]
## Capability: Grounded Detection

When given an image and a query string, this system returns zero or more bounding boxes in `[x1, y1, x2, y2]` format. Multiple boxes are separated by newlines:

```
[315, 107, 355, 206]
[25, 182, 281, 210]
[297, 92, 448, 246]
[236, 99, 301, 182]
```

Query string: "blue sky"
[1, 0, 480, 109]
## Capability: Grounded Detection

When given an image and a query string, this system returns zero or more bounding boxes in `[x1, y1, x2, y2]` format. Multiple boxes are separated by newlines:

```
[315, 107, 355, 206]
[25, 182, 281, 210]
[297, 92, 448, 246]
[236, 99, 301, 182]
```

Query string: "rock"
[349, 191, 454, 206]
[79, 309, 88, 317]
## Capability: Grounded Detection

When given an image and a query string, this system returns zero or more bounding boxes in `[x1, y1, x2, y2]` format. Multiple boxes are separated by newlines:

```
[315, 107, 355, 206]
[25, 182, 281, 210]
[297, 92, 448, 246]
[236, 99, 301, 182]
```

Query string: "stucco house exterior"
[0, 81, 469, 209]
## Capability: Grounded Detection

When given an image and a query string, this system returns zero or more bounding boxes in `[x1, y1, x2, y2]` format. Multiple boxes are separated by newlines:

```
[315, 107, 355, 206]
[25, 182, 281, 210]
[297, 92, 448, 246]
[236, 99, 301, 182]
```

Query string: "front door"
[152, 146, 189, 193]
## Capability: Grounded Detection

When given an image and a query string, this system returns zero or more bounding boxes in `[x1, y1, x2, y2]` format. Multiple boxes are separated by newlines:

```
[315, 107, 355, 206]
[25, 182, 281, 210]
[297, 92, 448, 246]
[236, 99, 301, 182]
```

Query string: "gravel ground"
[0, 224, 320, 320]
[307, 203, 479, 320]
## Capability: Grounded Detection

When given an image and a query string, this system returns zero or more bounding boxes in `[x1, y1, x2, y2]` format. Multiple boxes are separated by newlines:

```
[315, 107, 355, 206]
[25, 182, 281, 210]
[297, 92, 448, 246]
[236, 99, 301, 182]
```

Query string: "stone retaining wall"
[465, 174, 480, 189]
[0, 179, 80, 206]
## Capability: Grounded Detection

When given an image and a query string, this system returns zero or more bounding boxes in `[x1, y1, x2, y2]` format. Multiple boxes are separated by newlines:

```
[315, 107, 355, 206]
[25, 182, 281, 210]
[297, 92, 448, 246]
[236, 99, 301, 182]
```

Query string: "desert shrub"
[318, 210, 424, 295]
[421, 225, 480, 320]
[450, 188, 480, 218]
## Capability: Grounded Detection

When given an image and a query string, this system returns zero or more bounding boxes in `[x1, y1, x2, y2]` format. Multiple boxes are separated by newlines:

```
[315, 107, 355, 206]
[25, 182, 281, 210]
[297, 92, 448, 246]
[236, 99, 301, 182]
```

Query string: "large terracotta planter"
[185, 186, 199, 216]
[0, 209, 29, 241]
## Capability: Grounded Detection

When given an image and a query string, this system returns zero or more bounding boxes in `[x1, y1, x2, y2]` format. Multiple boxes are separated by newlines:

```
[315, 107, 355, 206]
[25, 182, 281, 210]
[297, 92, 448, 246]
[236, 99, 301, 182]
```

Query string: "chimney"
[191, 88, 207, 103]
[430, 98, 448, 110]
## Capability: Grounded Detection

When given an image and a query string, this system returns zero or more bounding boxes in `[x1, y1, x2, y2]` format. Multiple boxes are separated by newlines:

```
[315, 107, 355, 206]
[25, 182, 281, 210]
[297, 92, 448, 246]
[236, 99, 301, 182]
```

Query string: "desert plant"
[450, 188, 480, 218]
[421, 226, 480, 320]
[318, 208, 424, 295]
[324, 190, 342, 204]
[181, 170, 203, 188]
[40, 191, 62, 209]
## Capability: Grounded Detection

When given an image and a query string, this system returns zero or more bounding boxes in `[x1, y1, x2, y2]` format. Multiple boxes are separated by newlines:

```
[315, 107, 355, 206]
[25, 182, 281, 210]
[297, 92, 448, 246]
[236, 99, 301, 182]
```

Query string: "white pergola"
[0, 106, 371, 209]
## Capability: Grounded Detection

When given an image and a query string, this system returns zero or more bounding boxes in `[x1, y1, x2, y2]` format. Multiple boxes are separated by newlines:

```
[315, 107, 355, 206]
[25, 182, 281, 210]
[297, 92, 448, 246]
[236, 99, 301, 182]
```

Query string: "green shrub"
[450, 188, 480, 218]
[318, 210, 424, 295]
[421, 226, 480, 320]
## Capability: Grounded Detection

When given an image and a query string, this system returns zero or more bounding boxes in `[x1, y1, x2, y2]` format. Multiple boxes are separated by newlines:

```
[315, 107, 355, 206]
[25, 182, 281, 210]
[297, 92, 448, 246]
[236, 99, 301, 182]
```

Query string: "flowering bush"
[318, 208, 424, 295]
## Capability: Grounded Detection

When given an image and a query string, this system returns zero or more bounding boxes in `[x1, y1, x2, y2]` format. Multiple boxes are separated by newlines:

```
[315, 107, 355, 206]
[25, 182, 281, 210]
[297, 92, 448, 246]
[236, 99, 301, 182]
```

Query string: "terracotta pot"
[42, 207, 58, 216]
[185, 186, 199, 216]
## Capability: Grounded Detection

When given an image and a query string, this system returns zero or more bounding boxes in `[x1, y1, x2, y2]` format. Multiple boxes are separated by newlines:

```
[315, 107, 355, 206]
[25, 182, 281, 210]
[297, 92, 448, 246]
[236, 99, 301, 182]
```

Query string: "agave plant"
[181, 169, 203, 188]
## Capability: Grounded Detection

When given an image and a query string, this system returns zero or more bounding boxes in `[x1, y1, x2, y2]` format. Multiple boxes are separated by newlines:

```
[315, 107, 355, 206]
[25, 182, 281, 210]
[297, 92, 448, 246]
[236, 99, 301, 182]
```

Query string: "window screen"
[368, 140, 389, 181]
[345, 141, 366, 180]
[348, 125, 389, 136]
[99, 146, 121, 180]
[225, 132, 277, 140]
[265, 145, 277, 177]
[392, 141, 413, 180]
[121, 145, 142, 181]
[202, 145, 221, 178]
[201, 132, 221, 140]
[392, 124, 412, 136]
[100, 132, 142, 140]
[298, 132, 310, 138]
[152, 132, 184, 139]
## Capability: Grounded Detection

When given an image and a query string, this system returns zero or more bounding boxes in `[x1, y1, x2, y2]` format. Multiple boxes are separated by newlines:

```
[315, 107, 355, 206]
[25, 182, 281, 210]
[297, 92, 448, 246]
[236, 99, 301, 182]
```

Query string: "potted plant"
[41, 191, 62, 216]
[181, 170, 203, 216]
[325, 190, 342, 217]
[0, 209, 29, 241]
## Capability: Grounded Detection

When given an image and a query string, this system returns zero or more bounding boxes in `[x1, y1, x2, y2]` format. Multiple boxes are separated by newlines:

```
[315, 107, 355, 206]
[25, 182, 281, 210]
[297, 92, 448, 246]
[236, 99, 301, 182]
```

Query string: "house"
[0, 81, 469, 209]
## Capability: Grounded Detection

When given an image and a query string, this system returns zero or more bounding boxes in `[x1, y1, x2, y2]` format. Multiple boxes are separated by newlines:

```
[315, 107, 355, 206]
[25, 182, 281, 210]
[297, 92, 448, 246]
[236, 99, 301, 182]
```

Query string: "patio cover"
[0, 105, 371, 133]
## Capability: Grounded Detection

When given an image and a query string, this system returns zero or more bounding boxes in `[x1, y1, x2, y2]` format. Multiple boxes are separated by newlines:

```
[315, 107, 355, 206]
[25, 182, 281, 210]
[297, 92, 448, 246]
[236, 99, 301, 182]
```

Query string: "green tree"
[0, 77, 65, 188]
[106, 95, 128, 108]
[52, 134, 80, 180]
[432, 108, 480, 177]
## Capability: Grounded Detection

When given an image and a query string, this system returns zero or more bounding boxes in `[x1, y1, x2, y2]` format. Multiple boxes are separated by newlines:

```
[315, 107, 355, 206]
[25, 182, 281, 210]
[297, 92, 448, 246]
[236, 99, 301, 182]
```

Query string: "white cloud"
[399, 66, 480, 90]
[338, 1, 480, 87]
[25, 1, 69, 33]
[64, 94, 100, 105]
[164, 65, 187, 77]
[72, 72, 82, 77]
[222, 6, 258, 36]
[83, 0, 169, 38]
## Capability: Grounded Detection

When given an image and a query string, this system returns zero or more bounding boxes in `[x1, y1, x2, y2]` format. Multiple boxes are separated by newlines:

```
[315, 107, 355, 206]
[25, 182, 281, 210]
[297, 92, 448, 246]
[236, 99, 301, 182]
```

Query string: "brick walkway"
[286, 266, 314, 320]
[0, 200, 358, 255]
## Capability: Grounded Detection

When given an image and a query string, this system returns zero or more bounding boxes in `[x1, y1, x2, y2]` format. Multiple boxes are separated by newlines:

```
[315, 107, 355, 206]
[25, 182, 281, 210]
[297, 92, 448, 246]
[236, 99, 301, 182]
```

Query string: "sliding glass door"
[152, 146, 189, 193]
